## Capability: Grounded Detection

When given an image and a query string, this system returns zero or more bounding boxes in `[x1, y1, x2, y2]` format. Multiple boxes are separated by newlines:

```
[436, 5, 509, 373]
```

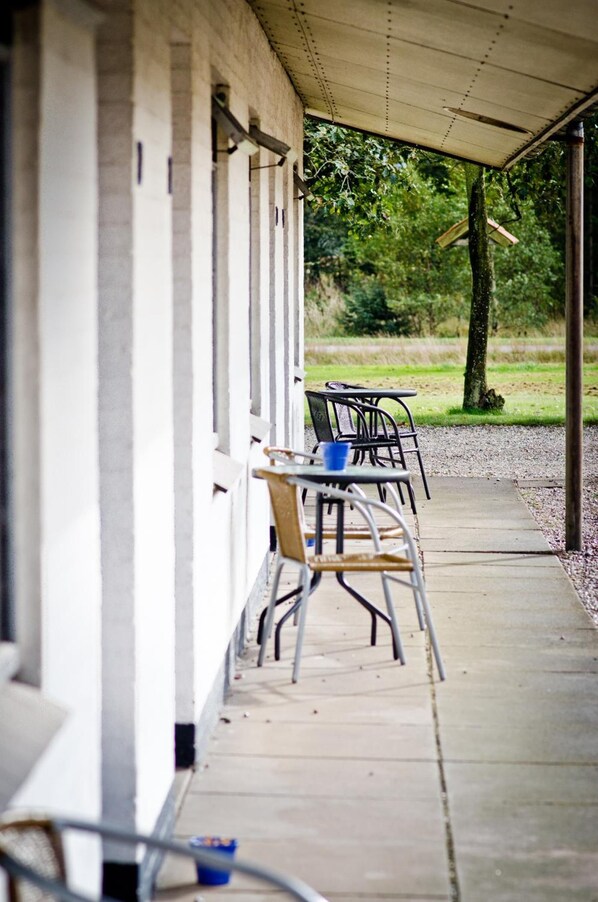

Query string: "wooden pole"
[565, 120, 584, 551]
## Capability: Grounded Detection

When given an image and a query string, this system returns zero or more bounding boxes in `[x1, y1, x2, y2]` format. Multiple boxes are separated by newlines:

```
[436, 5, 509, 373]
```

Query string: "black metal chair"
[325, 381, 431, 499]
[306, 390, 418, 512]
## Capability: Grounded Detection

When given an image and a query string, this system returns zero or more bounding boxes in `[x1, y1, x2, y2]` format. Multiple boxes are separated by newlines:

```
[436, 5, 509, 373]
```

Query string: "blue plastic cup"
[321, 442, 351, 471]
[189, 836, 238, 886]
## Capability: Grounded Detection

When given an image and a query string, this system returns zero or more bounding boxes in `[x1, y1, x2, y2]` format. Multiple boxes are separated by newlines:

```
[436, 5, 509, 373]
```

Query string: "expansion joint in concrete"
[429, 657, 461, 902]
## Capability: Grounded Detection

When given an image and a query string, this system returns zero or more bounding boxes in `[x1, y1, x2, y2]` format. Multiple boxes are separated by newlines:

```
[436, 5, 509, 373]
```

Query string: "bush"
[340, 280, 412, 336]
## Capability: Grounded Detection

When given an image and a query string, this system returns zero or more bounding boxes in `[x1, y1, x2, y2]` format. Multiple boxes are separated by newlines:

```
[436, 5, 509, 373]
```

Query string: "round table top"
[255, 464, 411, 485]
[322, 387, 417, 400]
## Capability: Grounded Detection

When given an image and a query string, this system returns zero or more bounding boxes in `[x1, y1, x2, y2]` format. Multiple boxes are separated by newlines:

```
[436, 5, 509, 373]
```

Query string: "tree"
[462, 165, 504, 410]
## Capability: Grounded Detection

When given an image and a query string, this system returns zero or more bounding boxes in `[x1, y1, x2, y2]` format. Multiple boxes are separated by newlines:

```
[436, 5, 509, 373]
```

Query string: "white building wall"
[131, 0, 176, 838]
[172, 0, 303, 722]
[9, 0, 103, 889]
[97, 0, 176, 846]
[5, 0, 303, 894]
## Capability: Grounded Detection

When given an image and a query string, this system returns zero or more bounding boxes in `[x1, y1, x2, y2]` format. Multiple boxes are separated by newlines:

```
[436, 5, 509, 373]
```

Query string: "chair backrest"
[324, 383, 368, 436]
[0, 817, 66, 902]
[325, 381, 363, 390]
[254, 469, 307, 563]
[305, 391, 335, 443]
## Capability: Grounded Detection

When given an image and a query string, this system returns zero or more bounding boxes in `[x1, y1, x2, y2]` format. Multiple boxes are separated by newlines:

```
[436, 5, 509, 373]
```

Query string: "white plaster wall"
[7, 0, 302, 891]
[131, 0, 176, 836]
[269, 164, 286, 444]
[293, 168, 305, 449]
[184, 0, 303, 716]
[10, 0, 103, 890]
[97, 0, 175, 848]
[171, 39, 196, 725]
[96, 0, 137, 844]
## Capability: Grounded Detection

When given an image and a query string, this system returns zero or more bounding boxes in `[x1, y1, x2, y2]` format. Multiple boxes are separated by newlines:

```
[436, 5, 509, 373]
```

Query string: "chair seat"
[309, 551, 413, 572]
[304, 525, 404, 541]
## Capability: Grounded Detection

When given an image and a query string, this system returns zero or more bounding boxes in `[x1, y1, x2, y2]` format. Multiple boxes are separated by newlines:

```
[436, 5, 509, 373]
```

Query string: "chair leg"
[292, 564, 312, 683]
[410, 560, 446, 681]
[408, 569, 426, 631]
[415, 447, 431, 500]
[381, 573, 405, 665]
[258, 560, 284, 667]
[406, 480, 417, 514]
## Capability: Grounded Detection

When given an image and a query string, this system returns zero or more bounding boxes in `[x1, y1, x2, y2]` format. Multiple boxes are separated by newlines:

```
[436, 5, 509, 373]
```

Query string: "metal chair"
[306, 390, 417, 512]
[0, 813, 327, 902]
[325, 381, 431, 500]
[258, 446, 408, 658]
[255, 467, 445, 683]
[263, 446, 405, 544]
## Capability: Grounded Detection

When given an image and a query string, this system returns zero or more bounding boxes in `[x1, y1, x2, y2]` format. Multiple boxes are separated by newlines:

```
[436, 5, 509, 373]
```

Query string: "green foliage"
[340, 280, 411, 336]
[493, 210, 563, 332]
[304, 205, 351, 285]
[344, 161, 470, 335]
[303, 117, 596, 337]
[303, 119, 409, 226]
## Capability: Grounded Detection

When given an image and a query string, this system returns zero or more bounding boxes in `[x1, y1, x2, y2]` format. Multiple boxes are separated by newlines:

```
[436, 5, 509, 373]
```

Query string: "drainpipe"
[565, 120, 584, 551]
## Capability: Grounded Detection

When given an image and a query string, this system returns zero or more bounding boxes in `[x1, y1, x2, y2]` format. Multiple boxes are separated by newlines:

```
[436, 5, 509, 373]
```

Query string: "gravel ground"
[305, 424, 597, 623]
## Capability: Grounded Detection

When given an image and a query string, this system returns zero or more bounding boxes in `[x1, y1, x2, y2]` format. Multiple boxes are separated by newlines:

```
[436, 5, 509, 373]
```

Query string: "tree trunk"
[463, 164, 494, 409]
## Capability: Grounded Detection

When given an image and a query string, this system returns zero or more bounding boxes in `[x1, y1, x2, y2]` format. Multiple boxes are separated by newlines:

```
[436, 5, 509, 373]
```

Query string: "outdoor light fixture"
[249, 124, 298, 166]
[211, 94, 259, 156]
[293, 171, 313, 201]
[443, 107, 532, 135]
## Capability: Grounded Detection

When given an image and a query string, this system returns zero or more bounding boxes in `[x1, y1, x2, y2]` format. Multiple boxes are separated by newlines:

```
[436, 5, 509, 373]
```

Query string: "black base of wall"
[102, 863, 140, 902]
[103, 781, 175, 902]
[175, 722, 196, 768]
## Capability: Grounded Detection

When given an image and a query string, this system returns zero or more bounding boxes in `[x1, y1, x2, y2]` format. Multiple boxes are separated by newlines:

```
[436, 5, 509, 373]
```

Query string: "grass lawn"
[305, 339, 598, 426]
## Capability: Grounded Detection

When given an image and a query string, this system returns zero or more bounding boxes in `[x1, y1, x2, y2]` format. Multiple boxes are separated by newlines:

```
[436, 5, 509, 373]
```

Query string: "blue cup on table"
[189, 836, 238, 886]
[321, 441, 351, 471]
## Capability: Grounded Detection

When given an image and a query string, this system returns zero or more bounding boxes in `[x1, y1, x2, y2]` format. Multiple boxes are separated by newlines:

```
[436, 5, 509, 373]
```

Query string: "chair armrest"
[264, 446, 322, 465]
[62, 818, 327, 901]
[337, 399, 403, 442]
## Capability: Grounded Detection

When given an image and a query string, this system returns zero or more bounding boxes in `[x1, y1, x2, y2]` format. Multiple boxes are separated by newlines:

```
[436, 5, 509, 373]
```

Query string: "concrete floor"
[157, 477, 598, 902]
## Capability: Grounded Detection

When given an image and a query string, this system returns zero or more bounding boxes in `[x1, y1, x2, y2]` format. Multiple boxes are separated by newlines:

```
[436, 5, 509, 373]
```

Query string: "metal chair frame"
[0, 814, 327, 902]
[325, 381, 431, 500]
[306, 390, 417, 511]
[258, 446, 407, 657]
[255, 468, 446, 683]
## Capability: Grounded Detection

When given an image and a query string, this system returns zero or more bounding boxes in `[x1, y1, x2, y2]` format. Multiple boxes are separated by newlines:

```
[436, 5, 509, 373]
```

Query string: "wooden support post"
[565, 120, 584, 551]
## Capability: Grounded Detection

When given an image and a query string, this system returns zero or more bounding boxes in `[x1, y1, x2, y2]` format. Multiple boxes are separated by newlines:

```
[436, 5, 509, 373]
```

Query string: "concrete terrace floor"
[157, 476, 598, 902]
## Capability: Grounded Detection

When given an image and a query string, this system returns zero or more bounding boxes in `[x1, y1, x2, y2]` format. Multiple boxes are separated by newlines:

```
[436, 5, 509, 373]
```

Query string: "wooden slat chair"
[255, 468, 445, 683]
[264, 446, 405, 543]
[258, 446, 408, 657]
[0, 814, 327, 902]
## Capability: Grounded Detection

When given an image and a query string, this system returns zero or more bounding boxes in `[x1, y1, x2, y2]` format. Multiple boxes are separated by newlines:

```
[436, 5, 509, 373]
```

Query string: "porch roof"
[248, 0, 598, 169]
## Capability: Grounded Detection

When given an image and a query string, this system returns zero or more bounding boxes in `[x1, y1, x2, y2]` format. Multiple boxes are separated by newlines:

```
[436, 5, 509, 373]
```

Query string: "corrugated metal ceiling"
[248, 0, 598, 168]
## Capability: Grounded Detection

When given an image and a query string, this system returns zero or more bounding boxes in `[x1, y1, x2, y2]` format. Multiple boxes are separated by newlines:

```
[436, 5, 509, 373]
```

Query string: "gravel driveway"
[305, 424, 597, 624]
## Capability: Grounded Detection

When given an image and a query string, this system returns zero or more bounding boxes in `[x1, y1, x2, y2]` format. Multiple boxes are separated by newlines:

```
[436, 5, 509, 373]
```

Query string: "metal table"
[255, 464, 412, 660]
[321, 387, 417, 402]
